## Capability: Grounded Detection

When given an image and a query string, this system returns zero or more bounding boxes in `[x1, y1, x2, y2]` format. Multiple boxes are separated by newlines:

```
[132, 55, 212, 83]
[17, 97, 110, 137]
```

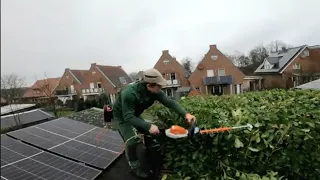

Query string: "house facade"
[154, 50, 190, 98]
[188, 45, 245, 95]
[55, 69, 88, 103]
[56, 63, 132, 104]
[254, 45, 320, 89]
[23, 77, 61, 103]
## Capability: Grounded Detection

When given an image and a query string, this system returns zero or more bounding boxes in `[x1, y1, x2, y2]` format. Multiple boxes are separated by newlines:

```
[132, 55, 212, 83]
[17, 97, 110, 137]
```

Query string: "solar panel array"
[2, 117, 125, 180]
[1, 135, 101, 180]
[1, 109, 54, 129]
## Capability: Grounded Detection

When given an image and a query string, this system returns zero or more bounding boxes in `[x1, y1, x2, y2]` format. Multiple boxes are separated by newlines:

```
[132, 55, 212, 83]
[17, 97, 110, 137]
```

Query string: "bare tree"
[1, 73, 27, 127]
[267, 40, 292, 53]
[34, 73, 59, 108]
[181, 57, 195, 75]
[129, 72, 138, 81]
[226, 51, 251, 67]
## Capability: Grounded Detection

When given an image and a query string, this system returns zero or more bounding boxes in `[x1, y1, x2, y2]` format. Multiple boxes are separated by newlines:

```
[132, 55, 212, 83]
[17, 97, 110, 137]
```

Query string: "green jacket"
[112, 82, 187, 132]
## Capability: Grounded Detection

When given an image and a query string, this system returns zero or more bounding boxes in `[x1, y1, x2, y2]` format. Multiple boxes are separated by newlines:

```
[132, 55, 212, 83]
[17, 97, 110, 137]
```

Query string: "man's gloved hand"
[149, 124, 160, 135]
[185, 113, 196, 125]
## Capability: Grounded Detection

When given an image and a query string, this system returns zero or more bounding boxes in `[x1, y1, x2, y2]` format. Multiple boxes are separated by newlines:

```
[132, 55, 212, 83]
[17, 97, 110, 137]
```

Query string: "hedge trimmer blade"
[165, 123, 253, 139]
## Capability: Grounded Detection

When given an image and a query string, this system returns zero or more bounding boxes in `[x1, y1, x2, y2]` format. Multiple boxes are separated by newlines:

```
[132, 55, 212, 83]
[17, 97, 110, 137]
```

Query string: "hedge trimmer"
[164, 121, 253, 139]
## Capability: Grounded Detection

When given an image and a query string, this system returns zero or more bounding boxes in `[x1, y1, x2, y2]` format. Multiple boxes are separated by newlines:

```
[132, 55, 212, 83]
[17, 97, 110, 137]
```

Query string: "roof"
[254, 45, 307, 74]
[239, 64, 258, 76]
[176, 87, 191, 93]
[23, 77, 61, 98]
[295, 78, 320, 90]
[1, 87, 29, 100]
[1, 104, 36, 115]
[135, 71, 145, 80]
[308, 45, 320, 49]
[69, 69, 89, 84]
[1, 108, 54, 129]
[96, 65, 133, 88]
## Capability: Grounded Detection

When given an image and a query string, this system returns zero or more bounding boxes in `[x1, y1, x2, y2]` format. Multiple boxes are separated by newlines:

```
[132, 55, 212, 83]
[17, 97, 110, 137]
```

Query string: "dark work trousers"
[112, 117, 148, 169]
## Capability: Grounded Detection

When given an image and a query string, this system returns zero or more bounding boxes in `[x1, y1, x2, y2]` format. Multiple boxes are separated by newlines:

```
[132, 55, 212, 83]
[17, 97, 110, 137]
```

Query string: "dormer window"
[211, 55, 218, 60]
[163, 60, 169, 65]
[119, 77, 127, 84]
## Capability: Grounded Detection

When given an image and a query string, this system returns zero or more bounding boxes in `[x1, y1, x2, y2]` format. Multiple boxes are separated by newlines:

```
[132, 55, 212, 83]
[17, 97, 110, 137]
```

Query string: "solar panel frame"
[1, 109, 54, 129]
[1, 135, 102, 180]
[7, 118, 124, 169]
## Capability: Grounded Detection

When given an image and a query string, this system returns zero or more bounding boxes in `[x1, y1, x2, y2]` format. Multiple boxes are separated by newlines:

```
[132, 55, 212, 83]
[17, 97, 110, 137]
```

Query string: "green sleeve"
[121, 90, 151, 132]
[155, 91, 187, 117]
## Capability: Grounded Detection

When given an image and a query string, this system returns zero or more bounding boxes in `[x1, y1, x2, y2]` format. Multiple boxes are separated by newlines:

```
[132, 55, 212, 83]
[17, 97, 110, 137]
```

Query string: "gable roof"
[96, 65, 133, 88]
[69, 70, 89, 84]
[254, 45, 307, 74]
[23, 77, 61, 98]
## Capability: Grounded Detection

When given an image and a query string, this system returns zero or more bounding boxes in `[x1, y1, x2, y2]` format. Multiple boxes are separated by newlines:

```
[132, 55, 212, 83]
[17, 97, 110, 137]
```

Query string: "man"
[112, 68, 196, 179]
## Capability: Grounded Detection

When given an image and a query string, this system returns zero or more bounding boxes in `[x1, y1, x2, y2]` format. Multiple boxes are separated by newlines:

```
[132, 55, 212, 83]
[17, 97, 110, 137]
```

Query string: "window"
[207, 69, 214, 77]
[293, 63, 301, 69]
[167, 88, 173, 97]
[92, 71, 96, 75]
[211, 55, 218, 60]
[264, 64, 271, 69]
[97, 82, 102, 88]
[66, 75, 69, 79]
[89, 82, 95, 89]
[119, 77, 127, 84]
[170, 73, 176, 80]
[163, 60, 170, 65]
[218, 69, 225, 76]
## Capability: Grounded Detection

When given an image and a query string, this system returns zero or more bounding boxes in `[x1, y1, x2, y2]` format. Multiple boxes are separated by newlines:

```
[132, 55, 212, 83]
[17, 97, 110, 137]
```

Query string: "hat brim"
[158, 77, 167, 88]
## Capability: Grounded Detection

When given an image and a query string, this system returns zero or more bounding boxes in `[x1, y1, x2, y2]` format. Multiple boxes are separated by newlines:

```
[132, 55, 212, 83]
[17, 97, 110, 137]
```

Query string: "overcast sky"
[2, 0, 320, 86]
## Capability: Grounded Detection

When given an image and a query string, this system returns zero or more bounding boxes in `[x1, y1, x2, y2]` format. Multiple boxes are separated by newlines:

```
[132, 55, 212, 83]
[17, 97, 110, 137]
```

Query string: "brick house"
[55, 69, 88, 103]
[56, 63, 132, 104]
[254, 45, 320, 89]
[88, 63, 133, 103]
[23, 77, 61, 103]
[154, 50, 191, 98]
[189, 45, 245, 95]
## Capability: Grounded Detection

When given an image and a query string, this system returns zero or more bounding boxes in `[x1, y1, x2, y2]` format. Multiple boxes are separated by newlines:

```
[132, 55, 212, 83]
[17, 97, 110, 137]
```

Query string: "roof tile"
[23, 77, 61, 98]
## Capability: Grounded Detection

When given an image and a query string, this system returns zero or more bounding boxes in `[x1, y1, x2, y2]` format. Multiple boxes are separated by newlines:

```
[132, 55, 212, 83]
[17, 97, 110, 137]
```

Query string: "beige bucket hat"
[143, 68, 167, 87]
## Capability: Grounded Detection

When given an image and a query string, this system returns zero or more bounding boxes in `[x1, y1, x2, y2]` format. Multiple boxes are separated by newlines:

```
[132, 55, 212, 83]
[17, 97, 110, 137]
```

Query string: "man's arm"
[121, 91, 151, 132]
[155, 91, 187, 116]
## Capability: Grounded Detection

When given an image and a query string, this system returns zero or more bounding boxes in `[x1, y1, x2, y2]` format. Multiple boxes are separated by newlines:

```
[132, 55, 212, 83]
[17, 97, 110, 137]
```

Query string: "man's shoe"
[130, 168, 149, 179]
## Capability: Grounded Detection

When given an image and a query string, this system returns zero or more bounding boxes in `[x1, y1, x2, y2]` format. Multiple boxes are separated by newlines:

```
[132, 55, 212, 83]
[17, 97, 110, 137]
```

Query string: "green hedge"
[146, 89, 320, 180]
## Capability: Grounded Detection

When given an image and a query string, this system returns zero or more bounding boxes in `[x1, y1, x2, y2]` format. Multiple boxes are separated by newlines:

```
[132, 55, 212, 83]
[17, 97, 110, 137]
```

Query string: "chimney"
[91, 63, 97, 66]
[210, 44, 217, 50]
[118, 66, 122, 68]
[65, 68, 70, 71]
[162, 50, 169, 54]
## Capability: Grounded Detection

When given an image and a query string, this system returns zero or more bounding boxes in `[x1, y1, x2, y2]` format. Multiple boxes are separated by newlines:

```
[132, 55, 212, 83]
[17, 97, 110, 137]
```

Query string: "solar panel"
[1, 109, 54, 129]
[1, 135, 101, 180]
[7, 118, 125, 169]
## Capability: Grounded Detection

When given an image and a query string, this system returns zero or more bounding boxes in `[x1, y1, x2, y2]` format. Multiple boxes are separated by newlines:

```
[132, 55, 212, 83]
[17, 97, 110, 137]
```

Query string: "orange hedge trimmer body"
[165, 123, 253, 139]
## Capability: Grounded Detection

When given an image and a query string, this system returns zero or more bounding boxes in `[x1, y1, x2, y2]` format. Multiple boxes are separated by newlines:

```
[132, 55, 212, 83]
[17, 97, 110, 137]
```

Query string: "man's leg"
[116, 121, 149, 178]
